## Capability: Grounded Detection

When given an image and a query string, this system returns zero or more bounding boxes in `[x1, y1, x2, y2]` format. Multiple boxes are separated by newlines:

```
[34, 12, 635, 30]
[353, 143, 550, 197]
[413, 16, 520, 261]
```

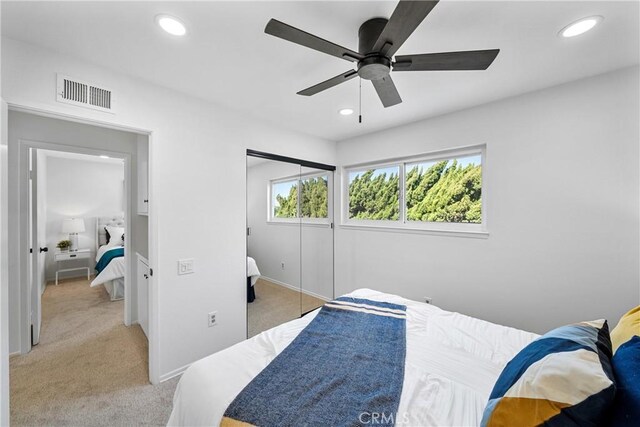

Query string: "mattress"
[247, 256, 260, 286]
[168, 289, 538, 426]
[91, 249, 125, 287]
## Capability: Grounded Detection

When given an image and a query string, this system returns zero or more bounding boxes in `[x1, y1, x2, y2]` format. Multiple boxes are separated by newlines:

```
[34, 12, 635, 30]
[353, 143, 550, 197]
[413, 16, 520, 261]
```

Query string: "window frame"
[341, 145, 487, 237]
[268, 170, 332, 226]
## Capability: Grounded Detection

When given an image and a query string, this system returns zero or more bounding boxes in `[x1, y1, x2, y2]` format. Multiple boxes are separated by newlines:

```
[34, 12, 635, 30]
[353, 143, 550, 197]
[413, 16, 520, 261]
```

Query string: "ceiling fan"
[264, 0, 500, 108]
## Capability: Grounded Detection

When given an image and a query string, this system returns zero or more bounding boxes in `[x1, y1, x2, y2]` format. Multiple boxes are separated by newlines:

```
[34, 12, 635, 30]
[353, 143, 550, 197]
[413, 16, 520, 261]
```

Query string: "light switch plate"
[178, 258, 194, 275]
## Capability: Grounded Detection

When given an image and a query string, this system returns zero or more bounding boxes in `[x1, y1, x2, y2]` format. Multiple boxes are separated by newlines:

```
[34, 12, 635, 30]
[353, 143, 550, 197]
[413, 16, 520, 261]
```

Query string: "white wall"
[2, 37, 336, 379]
[0, 3, 10, 418]
[247, 160, 334, 300]
[335, 66, 640, 334]
[43, 155, 124, 280]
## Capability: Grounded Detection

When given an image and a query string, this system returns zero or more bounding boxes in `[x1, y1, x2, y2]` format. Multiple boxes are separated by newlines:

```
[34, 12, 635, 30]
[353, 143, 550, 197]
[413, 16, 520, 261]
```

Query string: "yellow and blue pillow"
[610, 306, 640, 353]
[481, 319, 615, 426]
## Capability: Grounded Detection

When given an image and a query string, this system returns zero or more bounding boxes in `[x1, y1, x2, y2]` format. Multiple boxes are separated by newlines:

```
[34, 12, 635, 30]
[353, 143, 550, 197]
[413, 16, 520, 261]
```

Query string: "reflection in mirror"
[246, 155, 334, 338]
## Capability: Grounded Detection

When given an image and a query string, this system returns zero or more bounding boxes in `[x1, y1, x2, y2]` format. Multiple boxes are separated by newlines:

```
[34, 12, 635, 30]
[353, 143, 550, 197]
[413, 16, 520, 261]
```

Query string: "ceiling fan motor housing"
[357, 18, 391, 80]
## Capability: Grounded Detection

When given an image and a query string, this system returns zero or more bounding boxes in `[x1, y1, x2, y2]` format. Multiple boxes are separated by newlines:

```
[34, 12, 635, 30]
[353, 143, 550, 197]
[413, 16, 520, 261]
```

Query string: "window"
[272, 179, 298, 218]
[300, 175, 329, 219]
[343, 146, 485, 234]
[348, 166, 399, 220]
[270, 172, 331, 223]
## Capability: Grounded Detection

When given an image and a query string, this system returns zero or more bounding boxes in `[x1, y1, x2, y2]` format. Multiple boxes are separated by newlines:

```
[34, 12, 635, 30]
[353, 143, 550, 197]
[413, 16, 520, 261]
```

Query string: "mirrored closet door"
[246, 150, 335, 338]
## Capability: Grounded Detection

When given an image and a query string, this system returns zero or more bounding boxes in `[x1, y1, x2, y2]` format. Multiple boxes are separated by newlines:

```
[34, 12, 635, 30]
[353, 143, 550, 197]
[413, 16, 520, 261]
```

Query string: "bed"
[246, 256, 260, 303]
[168, 288, 538, 426]
[90, 216, 125, 301]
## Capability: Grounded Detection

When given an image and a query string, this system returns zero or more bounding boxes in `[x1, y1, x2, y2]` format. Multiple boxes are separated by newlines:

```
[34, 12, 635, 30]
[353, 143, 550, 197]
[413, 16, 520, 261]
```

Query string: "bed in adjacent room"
[246, 256, 260, 303]
[168, 289, 539, 426]
[90, 216, 125, 301]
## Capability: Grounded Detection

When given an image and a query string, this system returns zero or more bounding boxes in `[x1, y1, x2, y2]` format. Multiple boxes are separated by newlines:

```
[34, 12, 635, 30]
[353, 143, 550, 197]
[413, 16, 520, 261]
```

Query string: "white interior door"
[29, 148, 43, 346]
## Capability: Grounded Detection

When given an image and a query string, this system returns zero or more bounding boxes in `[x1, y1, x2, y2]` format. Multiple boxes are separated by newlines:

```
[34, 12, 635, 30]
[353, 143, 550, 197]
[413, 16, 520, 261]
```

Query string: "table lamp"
[62, 218, 85, 251]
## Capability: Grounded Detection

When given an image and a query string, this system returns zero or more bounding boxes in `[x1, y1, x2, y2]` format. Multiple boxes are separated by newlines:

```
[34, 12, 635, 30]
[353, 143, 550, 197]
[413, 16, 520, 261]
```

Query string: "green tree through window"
[273, 182, 298, 218]
[405, 157, 482, 223]
[272, 175, 329, 219]
[348, 167, 399, 220]
[346, 153, 482, 224]
[300, 176, 328, 218]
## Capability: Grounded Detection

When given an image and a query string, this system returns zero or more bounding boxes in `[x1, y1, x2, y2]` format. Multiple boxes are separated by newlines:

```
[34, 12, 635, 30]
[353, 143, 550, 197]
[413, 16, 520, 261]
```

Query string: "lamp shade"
[62, 218, 85, 233]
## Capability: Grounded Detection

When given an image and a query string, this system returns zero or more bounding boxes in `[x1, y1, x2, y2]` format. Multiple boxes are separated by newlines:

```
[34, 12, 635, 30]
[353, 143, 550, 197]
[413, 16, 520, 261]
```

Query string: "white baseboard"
[159, 363, 190, 383]
[260, 276, 332, 302]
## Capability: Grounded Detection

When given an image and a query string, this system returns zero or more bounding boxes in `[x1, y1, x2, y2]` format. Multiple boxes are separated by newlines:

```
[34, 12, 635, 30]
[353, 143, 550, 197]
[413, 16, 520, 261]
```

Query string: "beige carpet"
[10, 277, 178, 426]
[247, 279, 326, 338]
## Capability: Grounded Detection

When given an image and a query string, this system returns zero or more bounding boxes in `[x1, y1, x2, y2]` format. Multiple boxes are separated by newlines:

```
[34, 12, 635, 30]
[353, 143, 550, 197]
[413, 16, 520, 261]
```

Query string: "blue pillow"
[609, 335, 640, 426]
[481, 319, 615, 426]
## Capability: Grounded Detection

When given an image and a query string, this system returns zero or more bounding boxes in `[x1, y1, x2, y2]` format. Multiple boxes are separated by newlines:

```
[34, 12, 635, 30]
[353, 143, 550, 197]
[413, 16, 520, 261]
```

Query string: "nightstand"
[55, 248, 92, 285]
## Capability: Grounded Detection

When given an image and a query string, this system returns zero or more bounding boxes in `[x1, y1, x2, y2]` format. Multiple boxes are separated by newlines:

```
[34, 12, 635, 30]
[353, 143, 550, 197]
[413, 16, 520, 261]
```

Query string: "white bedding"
[247, 256, 260, 286]
[91, 245, 125, 287]
[168, 289, 538, 427]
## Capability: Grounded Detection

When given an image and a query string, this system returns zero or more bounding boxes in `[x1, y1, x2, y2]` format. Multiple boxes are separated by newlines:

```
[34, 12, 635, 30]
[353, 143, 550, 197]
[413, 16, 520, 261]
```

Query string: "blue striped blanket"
[95, 247, 124, 274]
[222, 297, 407, 427]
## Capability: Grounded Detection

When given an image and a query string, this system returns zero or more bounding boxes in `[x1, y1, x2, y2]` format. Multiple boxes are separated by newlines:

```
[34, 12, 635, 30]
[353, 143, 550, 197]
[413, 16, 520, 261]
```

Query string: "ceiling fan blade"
[372, 1, 439, 57]
[265, 19, 363, 63]
[394, 49, 500, 71]
[297, 70, 358, 96]
[372, 75, 402, 108]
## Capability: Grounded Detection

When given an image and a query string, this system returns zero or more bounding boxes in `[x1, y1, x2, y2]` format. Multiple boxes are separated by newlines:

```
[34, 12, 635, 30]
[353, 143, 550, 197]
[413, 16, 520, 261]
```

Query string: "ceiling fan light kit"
[264, 0, 500, 111]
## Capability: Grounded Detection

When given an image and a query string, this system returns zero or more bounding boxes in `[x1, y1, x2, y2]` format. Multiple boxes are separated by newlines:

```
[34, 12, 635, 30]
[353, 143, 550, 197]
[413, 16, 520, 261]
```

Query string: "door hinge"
[247, 227, 251, 236]
[149, 268, 153, 277]
[30, 248, 33, 254]
[29, 170, 34, 180]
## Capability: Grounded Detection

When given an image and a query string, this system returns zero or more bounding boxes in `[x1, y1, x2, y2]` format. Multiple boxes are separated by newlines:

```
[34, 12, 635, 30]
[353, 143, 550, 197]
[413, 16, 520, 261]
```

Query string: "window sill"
[267, 220, 332, 228]
[338, 223, 489, 239]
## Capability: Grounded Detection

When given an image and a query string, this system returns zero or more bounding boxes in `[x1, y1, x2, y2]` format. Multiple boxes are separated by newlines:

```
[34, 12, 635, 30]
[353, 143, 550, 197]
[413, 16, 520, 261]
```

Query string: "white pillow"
[104, 226, 125, 247]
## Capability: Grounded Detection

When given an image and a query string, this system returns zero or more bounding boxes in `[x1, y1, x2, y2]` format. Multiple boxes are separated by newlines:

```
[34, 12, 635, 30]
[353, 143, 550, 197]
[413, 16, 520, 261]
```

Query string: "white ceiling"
[2, 1, 638, 141]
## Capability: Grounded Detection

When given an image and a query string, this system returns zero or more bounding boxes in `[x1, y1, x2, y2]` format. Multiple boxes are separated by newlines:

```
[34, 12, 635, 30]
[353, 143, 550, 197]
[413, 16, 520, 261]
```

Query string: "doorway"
[7, 110, 157, 424]
[29, 149, 127, 345]
[246, 150, 335, 338]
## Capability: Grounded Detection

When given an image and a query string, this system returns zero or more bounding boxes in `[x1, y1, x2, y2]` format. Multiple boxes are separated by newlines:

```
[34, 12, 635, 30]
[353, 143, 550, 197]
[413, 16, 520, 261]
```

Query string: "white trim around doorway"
[4, 102, 160, 387]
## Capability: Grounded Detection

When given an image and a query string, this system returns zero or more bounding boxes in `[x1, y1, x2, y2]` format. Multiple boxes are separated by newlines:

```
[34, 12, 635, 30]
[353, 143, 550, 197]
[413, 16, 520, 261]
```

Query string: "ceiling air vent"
[56, 74, 114, 113]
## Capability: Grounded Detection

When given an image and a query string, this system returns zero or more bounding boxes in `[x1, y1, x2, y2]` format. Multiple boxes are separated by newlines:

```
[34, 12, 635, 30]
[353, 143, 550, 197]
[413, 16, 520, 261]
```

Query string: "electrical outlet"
[281, 262, 285, 270]
[424, 297, 433, 305]
[208, 311, 217, 327]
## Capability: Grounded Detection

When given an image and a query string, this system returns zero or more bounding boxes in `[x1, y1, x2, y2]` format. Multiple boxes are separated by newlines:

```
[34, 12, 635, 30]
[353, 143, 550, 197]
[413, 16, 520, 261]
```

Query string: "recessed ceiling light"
[339, 108, 354, 116]
[156, 14, 187, 36]
[559, 16, 603, 38]
[99, 155, 110, 159]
